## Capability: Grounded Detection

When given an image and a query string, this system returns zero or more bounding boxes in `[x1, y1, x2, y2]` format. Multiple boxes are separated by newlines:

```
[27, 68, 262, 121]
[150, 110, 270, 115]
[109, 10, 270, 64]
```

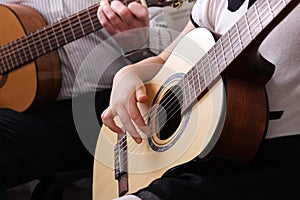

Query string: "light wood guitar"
[0, 0, 191, 112]
[93, 0, 299, 199]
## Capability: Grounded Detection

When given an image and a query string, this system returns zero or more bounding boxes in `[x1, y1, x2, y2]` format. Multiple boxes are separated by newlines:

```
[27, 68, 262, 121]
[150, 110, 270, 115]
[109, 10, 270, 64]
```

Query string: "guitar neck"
[0, 4, 100, 74]
[0, 0, 187, 74]
[180, 0, 298, 114]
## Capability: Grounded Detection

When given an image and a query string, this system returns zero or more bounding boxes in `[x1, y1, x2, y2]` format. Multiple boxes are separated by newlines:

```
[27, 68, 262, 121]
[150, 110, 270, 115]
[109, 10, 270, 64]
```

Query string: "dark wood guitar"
[0, 0, 192, 112]
[93, 0, 299, 199]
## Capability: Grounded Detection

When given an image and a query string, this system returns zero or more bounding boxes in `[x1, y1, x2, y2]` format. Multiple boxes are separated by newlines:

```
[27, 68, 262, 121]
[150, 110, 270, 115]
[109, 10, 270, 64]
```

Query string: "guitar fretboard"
[0, 4, 100, 74]
[0, 0, 186, 74]
[180, 0, 298, 113]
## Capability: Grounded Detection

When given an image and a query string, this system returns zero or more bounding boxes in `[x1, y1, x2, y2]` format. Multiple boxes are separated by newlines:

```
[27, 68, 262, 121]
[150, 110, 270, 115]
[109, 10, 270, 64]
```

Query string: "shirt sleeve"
[191, 0, 215, 30]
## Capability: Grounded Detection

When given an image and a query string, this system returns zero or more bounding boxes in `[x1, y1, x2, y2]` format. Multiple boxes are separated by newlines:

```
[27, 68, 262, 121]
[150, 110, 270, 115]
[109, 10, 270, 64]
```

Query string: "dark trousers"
[135, 134, 300, 200]
[0, 90, 110, 199]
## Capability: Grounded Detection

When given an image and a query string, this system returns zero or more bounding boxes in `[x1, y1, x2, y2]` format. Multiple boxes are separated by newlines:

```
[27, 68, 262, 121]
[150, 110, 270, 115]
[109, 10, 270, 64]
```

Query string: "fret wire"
[68, 17, 77, 41]
[254, 3, 264, 30]
[53, 24, 66, 47]
[0, 48, 8, 72]
[59, 21, 68, 44]
[43, 26, 53, 52]
[195, 67, 202, 95]
[32, 34, 40, 59]
[198, 63, 206, 92]
[180, 79, 186, 109]
[21, 39, 30, 61]
[258, 1, 271, 28]
[65, 29, 78, 44]
[7, 44, 15, 71]
[51, 25, 60, 48]
[200, 59, 207, 86]
[47, 26, 59, 51]
[0, 50, 3, 71]
[227, 30, 235, 60]
[87, 9, 95, 31]
[200, 71, 205, 92]
[60, 21, 78, 44]
[221, 33, 234, 68]
[14, 42, 22, 67]
[239, 19, 251, 48]
[33, 33, 49, 56]
[11, 41, 19, 67]
[214, 42, 225, 73]
[190, 69, 197, 99]
[200, 55, 210, 84]
[77, 13, 86, 36]
[37, 29, 47, 55]
[210, 54, 219, 80]
[192, 68, 199, 97]
[183, 78, 190, 108]
[212, 46, 220, 74]
[187, 77, 192, 105]
[26, 35, 35, 60]
[4, 48, 9, 72]
[194, 64, 202, 94]
[235, 23, 244, 52]
[188, 75, 193, 104]
[266, 0, 274, 18]
[245, 4, 262, 45]
[219, 37, 227, 69]
[207, 51, 214, 82]
[244, 14, 253, 41]
[181, 80, 187, 111]
[281, 0, 287, 5]
[72, 18, 93, 38]
[18, 41, 26, 65]
[11, 42, 19, 69]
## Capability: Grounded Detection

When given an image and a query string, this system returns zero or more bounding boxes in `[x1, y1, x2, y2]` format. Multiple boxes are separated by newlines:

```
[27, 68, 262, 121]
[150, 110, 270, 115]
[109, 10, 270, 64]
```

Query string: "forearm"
[119, 55, 165, 83]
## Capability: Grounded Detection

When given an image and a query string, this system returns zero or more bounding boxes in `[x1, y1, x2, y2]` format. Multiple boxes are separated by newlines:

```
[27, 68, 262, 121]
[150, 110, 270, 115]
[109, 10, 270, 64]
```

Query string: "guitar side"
[0, 4, 61, 112]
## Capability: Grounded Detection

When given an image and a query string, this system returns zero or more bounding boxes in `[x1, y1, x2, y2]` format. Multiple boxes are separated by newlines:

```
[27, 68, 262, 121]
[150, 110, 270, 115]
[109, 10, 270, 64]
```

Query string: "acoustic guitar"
[93, 0, 299, 199]
[0, 0, 191, 112]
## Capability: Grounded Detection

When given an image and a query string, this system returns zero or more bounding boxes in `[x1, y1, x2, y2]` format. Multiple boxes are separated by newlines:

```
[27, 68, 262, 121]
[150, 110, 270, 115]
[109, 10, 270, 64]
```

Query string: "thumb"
[136, 84, 148, 103]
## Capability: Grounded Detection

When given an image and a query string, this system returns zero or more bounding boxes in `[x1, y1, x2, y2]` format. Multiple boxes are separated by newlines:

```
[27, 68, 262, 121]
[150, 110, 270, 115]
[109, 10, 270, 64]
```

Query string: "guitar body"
[93, 28, 269, 200]
[0, 4, 61, 112]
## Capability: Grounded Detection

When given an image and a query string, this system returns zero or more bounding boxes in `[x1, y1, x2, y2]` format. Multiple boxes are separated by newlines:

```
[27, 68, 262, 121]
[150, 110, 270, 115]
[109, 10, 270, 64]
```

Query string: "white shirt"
[192, 0, 300, 139]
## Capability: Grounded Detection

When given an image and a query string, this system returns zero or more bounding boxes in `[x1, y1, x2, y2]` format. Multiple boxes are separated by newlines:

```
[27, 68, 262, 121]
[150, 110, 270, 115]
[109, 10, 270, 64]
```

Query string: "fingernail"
[135, 138, 142, 144]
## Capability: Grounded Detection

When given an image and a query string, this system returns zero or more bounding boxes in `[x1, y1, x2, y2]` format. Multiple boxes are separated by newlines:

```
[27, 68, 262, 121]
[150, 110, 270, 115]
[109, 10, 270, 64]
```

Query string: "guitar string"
[0, 0, 188, 71]
[114, 0, 288, 164]
[125, 0, 280, 134]
[1, 0, 278, 78]
[142, 0, 285, 123]
[0, 4, 100, 71]
[0, 0, 260, 72]
[0, 0, 141, 70]
[115, 0, 284, 153]
[0, 0, 263, 73]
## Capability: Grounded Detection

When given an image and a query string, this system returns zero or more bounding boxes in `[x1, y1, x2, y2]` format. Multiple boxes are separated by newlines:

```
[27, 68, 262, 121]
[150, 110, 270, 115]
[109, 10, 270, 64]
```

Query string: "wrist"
[124, 45, 156, 63]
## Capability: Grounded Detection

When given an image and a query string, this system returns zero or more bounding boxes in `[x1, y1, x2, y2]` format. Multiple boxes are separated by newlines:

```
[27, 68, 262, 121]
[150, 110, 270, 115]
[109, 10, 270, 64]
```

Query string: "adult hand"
[97, 0, 150, 52]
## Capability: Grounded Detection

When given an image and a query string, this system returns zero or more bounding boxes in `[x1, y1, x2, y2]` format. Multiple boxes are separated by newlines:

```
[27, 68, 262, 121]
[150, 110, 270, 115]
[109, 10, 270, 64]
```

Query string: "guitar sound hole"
[156, 85, 182, 140]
